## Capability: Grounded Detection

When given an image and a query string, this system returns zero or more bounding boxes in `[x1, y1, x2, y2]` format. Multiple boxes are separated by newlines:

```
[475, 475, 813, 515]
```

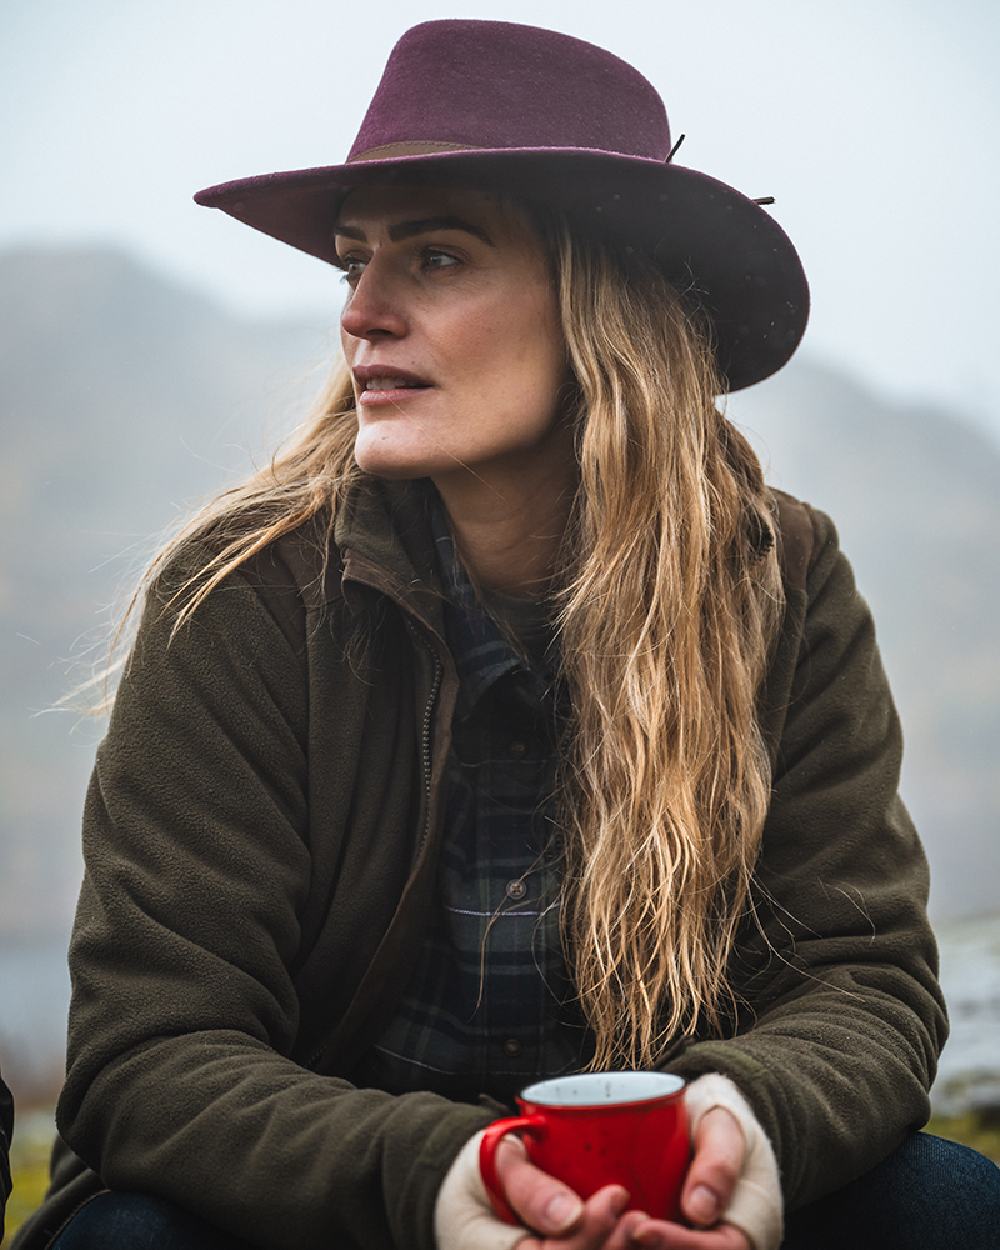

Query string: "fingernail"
[611, 1188, 631, 1216]
[545, 1192, 583, 1229]
[688, 1184, 718, 1224]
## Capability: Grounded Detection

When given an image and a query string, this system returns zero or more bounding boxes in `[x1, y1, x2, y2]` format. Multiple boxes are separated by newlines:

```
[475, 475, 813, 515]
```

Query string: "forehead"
[335, 183, 526, 237]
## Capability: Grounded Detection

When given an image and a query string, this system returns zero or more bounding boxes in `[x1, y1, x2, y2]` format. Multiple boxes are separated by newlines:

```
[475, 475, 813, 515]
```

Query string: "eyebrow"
[332, 215, 494, 246]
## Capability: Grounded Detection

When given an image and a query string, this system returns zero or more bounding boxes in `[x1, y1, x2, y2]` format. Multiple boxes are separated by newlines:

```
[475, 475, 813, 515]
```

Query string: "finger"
[545, 1186, 632, 1250]
[630, 1218, 749, 1250]
[681, 1107, 746, 1227]
[496, 1140, 586, 1235]
[574, 1186, 632, 1244]
[602, 1208, 651, 1250]
[515, 1186, 631, 1250]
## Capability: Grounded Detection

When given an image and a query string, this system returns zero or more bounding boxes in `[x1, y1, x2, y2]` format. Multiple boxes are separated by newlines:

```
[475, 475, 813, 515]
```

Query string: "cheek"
[499, 310, 564, 429]
[446, 286, 564, 410]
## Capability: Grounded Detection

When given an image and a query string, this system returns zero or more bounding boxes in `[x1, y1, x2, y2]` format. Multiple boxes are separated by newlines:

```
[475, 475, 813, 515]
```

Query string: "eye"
[333, 246, 462, 287]
[420, 247, 461, 272]
[334, 255, 367, 287]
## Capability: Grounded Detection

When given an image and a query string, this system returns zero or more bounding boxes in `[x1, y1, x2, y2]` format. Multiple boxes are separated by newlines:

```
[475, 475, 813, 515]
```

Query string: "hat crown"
[348, 20, 671, 163]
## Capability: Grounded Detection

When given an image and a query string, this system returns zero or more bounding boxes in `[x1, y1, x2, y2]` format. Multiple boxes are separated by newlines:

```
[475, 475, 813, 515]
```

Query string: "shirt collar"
[427, 487, 527, 719]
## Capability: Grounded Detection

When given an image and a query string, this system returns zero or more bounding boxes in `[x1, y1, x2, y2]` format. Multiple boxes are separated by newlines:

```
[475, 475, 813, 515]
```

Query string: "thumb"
[682, 1105, 746, 1226]
[682, 1073, 784, 1250]
[435, 1132, 527, 1250]
[495, 1136, 585, 1235]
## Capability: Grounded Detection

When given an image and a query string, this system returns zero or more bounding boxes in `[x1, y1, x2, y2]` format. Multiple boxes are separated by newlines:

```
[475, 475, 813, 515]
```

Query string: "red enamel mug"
[479, 1071, 690, 1224]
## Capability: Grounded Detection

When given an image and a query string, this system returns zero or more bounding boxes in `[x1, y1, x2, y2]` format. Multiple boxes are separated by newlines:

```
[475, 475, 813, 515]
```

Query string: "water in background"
[0, 937, 71, 1099]
[933, 912, 1000, 1115]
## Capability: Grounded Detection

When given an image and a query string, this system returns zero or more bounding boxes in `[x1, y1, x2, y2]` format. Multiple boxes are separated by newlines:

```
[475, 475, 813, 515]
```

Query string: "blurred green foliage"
[3, 1116, 51, 1248]
[926, 1111, 1000, 1167]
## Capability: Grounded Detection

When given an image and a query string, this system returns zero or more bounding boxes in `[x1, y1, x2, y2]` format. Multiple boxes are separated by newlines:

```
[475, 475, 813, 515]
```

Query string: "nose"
[340, 259, 408, 343]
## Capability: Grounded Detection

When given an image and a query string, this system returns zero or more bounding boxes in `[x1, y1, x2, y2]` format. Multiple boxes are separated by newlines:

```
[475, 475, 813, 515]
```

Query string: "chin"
[360, 463, 428, 482]
[354, 434, 441, 480]
[354, 419, 486, 480]
[355, 453, 426, 481]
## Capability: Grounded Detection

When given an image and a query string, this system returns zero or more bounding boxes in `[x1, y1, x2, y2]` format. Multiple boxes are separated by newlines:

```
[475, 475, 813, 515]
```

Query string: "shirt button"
[509, 740, 528, 757]
[506, 879, 527, 900]
[502, 1038, 522, 1058]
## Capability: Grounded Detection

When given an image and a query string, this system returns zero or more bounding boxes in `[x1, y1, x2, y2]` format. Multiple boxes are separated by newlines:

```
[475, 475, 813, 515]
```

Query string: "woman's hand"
[624, 1108, 751, 1248]
[435, 1075, 778, 1250]
[495, 1109, 750, 1249]
[494, 1137, 649, 1249]
[435, 1129, 642, 1250]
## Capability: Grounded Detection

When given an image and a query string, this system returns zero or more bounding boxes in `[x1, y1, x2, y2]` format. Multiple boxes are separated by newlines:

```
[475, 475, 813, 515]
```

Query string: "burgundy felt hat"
[194, 19, 809, 392]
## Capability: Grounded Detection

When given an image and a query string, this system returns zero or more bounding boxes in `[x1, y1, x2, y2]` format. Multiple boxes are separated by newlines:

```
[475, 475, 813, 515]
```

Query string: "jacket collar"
[333, 474, 449, 641]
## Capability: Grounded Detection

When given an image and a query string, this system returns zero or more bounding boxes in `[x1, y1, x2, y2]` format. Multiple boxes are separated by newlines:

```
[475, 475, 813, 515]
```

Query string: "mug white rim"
[519, 1070, 685, 1108]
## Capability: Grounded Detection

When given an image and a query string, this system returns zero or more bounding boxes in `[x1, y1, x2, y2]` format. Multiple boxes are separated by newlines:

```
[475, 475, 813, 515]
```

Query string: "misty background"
[1, 0, 998, 1129]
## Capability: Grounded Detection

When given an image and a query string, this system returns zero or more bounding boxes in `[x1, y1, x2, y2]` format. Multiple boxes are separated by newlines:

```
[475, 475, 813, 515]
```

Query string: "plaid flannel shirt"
[353, 487, 592, 1106]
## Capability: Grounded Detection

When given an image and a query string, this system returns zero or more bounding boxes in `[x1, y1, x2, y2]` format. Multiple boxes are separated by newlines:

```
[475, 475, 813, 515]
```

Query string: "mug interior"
[520, 1071, 684, 1107]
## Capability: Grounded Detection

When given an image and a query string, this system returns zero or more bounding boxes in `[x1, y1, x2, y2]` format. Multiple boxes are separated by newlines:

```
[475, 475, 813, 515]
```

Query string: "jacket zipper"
[340, 550, 449, 847]
[304, 611, 444, 1072]
[405, 614, 444, 857]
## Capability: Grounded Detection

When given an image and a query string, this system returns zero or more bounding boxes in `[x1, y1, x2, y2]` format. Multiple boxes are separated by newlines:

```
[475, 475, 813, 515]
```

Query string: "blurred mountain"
[729, 364, 1000, 921]
[0, 244, 337, 936]
[1, 243, 998, 942]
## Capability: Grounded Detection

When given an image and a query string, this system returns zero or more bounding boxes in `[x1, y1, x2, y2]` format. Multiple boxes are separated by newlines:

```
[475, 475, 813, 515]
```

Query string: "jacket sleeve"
[666, 504, 948, 1211]
[56, 552, 493, 1250]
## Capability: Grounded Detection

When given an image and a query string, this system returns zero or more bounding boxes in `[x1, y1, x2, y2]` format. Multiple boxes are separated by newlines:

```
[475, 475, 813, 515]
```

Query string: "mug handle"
[478, 1114, 549, 1225]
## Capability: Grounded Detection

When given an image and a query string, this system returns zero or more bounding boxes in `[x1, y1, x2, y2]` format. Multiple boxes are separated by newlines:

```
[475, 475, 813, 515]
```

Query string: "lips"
[362, 376, 427, 392]
[352, 364, 433, 392]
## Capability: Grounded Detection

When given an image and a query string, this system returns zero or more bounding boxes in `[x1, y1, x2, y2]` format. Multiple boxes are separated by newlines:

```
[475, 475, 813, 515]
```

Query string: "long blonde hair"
[91, 198, 784, 1069]
[541, 220, 784, 1068]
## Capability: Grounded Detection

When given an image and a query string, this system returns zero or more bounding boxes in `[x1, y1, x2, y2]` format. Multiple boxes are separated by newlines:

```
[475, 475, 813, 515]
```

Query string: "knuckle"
[500, 1155, 535, 1200]
[502, 1162, 565, 1227]
[702, 1155, 741, 1193]
[496, 1136, 528, 1168]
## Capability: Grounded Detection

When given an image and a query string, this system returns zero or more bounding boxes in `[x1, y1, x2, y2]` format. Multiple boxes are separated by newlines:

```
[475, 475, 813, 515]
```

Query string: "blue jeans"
[49, 1133, 1000, 1249]
[49, 1193, 251, 1249]
[781, 1131, 999, 1249]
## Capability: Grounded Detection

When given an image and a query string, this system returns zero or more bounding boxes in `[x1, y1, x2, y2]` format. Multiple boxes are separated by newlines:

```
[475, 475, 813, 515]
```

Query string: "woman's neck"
[431, 435, 577, 599]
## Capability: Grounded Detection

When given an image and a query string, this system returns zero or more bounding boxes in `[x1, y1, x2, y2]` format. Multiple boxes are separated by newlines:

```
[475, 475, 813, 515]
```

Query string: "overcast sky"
[3, 0, 998, 439]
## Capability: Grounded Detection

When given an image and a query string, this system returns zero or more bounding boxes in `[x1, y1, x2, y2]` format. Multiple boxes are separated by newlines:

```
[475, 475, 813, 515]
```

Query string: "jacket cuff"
[434, 1130, 527, 1250]
[406, 1102, 498, 1250]
[685, 1074, 783, 1250]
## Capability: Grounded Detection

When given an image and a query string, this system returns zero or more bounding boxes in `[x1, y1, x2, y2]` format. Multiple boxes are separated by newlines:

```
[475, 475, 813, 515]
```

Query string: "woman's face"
[336, 184, 570, 486]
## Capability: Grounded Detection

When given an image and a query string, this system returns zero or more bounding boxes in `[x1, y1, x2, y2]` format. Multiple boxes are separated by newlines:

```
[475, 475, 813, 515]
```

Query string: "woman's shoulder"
[115, 511, 342, 716]
[240, 509, 343, 624]
[147, 507, 342, 638]
[768, 486, 841, 597]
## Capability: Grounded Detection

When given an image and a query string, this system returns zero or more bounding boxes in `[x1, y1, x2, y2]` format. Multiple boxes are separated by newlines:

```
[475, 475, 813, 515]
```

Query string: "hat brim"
[194, 147, 809, 392]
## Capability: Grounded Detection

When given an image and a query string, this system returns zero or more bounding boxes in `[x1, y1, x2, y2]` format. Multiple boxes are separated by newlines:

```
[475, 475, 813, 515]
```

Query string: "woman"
[14, 18, 998, 1250]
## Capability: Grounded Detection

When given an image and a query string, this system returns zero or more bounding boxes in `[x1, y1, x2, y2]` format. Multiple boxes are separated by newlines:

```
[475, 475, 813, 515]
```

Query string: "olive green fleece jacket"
[15, 478, 947, 1250]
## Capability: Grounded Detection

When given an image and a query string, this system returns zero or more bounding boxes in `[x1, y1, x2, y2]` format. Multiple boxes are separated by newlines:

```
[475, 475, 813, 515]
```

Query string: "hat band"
[349, 140, 474, 162]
